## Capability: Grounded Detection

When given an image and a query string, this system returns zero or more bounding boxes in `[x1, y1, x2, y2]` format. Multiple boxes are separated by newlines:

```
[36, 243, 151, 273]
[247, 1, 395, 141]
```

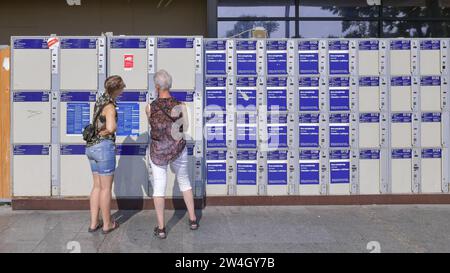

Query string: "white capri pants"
[148, 147, 192, 197]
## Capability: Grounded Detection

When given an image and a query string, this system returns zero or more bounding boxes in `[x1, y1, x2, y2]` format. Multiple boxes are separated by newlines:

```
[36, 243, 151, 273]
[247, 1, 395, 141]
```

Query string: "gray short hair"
[154, 69, 172, 90]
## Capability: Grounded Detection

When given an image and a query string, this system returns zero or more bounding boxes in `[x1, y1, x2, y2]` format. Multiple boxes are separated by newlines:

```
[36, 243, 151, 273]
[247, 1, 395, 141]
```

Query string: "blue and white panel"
[329, 149, 351, 195]
[236, 150, 258, 196]
[236, 40, 258, 76]
[206, 150, 228, 195]
[299, 113, 320, 148]
[205, 76, 227, 112]
[299, 76, 320, 112]
[329, 76, 350, 112]
[236, 112, 257, 149]
[299, 149, 321, 195]
[266, 76, 287, 112]
[420, 40, 442, 75]
[328, 40, 350, 75]
[267, 113, 288, 149]
[236, 76, 257, 111]
[329, 113, 350, 148]
[59, 144, 91, 196]
[204, 40, 227, 76]
[115, 91, 148, 144]
[298, 40, 320, 75]
[267, 150, 288, 195]
[266, 40, 287, 75]
[206, 112, 227, 149]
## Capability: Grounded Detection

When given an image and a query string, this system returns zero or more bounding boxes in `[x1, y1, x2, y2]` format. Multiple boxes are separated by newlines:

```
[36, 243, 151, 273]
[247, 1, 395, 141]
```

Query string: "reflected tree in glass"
[225, 17, 280, 38]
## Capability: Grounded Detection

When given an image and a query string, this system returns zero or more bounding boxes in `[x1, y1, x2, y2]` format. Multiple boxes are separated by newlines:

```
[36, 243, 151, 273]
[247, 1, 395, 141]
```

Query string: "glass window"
[383, 0, 450, 18]
[218, 0, 295, 18]
[299, 21, 378, 38]
[299, 0, 379, 18]
[218, 21, 295, 38]
[383, 21, 450, 37]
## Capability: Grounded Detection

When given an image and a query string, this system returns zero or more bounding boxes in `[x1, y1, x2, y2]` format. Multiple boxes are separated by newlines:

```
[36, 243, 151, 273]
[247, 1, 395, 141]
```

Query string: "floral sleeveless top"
[86, 93, 117, 147]
[149, 97, 186, 166]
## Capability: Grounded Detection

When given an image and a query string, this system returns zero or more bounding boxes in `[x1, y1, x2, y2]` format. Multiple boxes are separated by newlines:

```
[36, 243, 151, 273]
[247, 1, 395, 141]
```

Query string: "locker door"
[329, 149, 350, 195]
[299, 150, 321, 195]
[267, 114, 288, 149]
[267, 76, 287, 111]
[359, 113, 380, 148]
[205, 77, 227, 111]
[359, 76, 380, 112]
[236, 112, 257, 149]
[421, 149, 442, 193]
[205, 150, 228, 196]
[391, 113, 412, 148]
[420, 40, 441, 75]
[60, 145, 91, 196]
[421, 113, 442, 148]
[298, 40, 319, 75]
[115, 92, 148, 144]
[267, 150, 288, 195]
[420, 76, 441, 112]
[236, 40, 257, 76]
[299, 76, 320, 111]
[266, 40, 288, 75]
[205, 40, 227, 76]
[391, 76, 412, 112]
[359, 149, 381, 194]
[329, 77, 350, 112]
[236, 150, 258, 196]
[329, 113, 350, 148]
[358, 40, 379, 76]
[299, 113, 320, 148]
[206, 113, 227, 149]
[391, 149, 413, 194]
[390, 40, 411, 75]
[328, 40, 350, 75]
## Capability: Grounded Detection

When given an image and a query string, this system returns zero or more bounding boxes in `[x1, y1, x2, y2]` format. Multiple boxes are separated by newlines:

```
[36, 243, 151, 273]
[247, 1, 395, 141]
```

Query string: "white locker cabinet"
[205, 76, 227, 112]
[299, 150, 321, 195]
[60, 145, 92, 196]
[421, 149, 443, 193]
[420, 76, 442, 112]
[329, 113, 350, 148]
[156, 37, 197, 90]
[236, 40, 258, 76]
[13, 92, 51, 144]
[115, 92, 148, 144]
[390, 76, 412, 112]
[60, 38, 99, 90]
[108, 37, 148, 90]
[266, 40, 288, 75]
[114, 144, 149, 197]
[12, 38, 51, 91]
[391, 113, 413, 148]
[299, 76, 320, 111]
[298, 40, 320, 75]
[60, 92, 96, 143]
[204, 40, 227, 76]
[359, 76, 380, 112]
[391, 149, 413, 194]
[267, 113, 288, 149]
[299, 113, 320, 148]
[420, 40, 441, 75]
[236, 150, 258, 196]
[236, 76, 257, 111]
[329, 149, 351, 195]
[358, 40, 380, 76]
[359, 113, 380, 148]
[359, 149, 381, 194]
[205, 112, 227, 149]
[390, 40, 411, 75]
[266, 76, 287, 111]
[165, 144, 196, 198]
[236, 112, 257, 149]
[13, 145, 51, 197]
[421, 113, 442, 148]
[329, 77, 350, 112]
[328, 40, 350, 75]
[267, 150, 288, 196]
[205, 150, 228, 196]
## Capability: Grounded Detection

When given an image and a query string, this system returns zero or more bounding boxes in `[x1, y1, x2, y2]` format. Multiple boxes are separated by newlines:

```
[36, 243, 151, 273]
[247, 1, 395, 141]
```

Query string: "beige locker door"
[391, 150, 413, 194]
[420, 41, 441, 75]
[60, 45, 98, 90]
[421, 121, 442, 148]
[359, 86, 380, 112]
[390, 41, 411, 75]
[391, 122, 412, 148]
[109, 47, 148, 90]
[359, 118, 380, 148]
[359, 159, 380, 194]
[420, 77, 442, 112]
[359, 50, 379, 76]
[60, 145, 92, 197]
[12, 44, 52, 90]
[391, 86, 412, 112]
[421, 149, 442, 193]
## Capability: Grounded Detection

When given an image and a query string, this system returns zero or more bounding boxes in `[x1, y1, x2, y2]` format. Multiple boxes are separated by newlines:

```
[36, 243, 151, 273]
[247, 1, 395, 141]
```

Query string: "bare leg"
[89, 173, 101, 229]
[182, 189, 196, 221]
[99, 174, 114, 231]
[153, 197, 165, 229]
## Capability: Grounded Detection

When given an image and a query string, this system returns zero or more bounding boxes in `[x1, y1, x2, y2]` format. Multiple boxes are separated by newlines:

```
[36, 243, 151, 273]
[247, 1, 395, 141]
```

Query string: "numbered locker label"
[391, 76, 412, 112]
[329, 77, 350, 111]
[359, 113, 380, 148]
[299, 76, 320, 111]
[420, 40, 441, 75]
[205, 77, 227, 111]
[236, 151, 257, 185]
[420, 76, 441, 112]
[237, 113, 257, 149]
[267, 76, 287, 111]
[391, 113, 412, 148]
[236, 77, 257, 111]
[236, 40, 257, 75]
[205, 40, 227, 75]
[390, 40, 411, 75]
[299, 113, 320, 148]
[421, 113, 442, 147]
[267, 113, 288, 149]
[206, 150, 227, 185]
[298, 40, 319, 75]
[206, 113, 227, 149]
[328, 40, 350, 75]
[358, 40, 379, 76]
[391, 149, 413, 194]
[421, 149, 442, 193]
[266, 40, 287, 75]
[267, 150, 288, 185]
[359, 149, 381, 194]
[329, 113, 350, 148]
[359, 76, 380, 112]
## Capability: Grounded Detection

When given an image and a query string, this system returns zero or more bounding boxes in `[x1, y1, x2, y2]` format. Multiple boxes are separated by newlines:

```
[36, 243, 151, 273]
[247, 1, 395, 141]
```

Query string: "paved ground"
[0, 204, 449, 253]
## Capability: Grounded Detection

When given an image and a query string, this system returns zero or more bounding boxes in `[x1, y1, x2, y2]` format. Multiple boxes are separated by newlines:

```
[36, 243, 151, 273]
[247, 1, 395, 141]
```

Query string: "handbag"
[82, 103, 107, 142]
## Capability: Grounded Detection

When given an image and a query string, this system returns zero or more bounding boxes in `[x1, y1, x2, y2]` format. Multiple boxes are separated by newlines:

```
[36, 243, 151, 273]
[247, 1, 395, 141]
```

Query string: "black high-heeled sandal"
[154, 226, 167, 239]
[88, 222, 103, 233]
[189, 219, 199, 230]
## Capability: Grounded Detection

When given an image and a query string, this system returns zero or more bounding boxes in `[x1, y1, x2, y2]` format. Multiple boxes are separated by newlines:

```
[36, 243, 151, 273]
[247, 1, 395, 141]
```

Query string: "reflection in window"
[218, 0, 295, 17]
[218, 21, 295, 38]
[383, 0, 450, 18]
[299, 0, 379, 18]
[299, 21, 378, 38]
[383, 21, 450, 37]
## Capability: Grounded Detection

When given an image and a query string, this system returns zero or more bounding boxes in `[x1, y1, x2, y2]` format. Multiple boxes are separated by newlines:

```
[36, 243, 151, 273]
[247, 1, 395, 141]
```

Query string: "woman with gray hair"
[146, 69, 198, 239]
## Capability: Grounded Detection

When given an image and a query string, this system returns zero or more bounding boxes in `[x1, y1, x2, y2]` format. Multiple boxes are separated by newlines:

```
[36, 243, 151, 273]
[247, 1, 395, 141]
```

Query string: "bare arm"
[180, 102, 189, 133]
[98, 104, 117, 136]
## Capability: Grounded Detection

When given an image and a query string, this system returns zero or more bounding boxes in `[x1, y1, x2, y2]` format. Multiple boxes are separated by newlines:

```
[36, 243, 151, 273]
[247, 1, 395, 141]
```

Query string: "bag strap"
[153, 100, 180, 123]
[92, 101, 111, 131]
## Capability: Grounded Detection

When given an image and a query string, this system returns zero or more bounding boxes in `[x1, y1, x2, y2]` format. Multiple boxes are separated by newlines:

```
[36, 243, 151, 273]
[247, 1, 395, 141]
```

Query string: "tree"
[225, 16, 280, 38]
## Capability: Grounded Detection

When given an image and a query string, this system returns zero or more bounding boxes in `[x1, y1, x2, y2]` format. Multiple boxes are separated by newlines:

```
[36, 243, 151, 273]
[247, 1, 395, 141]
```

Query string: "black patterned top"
[86, 93, 118, 147]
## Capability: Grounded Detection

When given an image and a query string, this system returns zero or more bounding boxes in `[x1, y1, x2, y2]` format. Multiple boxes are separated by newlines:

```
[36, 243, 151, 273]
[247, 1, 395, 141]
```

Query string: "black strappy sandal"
[189, 219, 199, 230]
[154, 226, 167, 239]
[102, 220, 119, 235]
[88, 222, 103, 233]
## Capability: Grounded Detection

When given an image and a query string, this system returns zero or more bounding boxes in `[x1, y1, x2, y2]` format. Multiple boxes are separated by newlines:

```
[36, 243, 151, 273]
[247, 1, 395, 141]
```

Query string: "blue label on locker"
[14, 39, 48, 49]
[205, 40, 226, 50]
[206, 77, 226, 87]
[170, 91, 194, 102]
[329, 77, 350, 87]
[207, 162, 227, 184]
[60, 145, 86, 155]
[392, 113, 412, 123]
[299, 89, 319, 111]
[206, 150, 227, 160]
[267, 53, 287, 75]
[237, 112, 257, 124]
[116, 103, 140, 136]
[157, 38, 194, 48]
[330, 161, 350, 184]
[266, 40, 287, 50]
[329, 40, 349, 50]
[329, 53, 350, 75]
[360, 149, 380, 159]
[267, 89, 287, 111]
[236, 40, 257, 50]
[330, 127, 349, 148]
[420, 40, 440, 50]
[268, 162, 287, 185]
[60, 92, 96, 102]
[268, 113, 288, 124]
[237, 53, 257, 75]
[237, 77, 257, 87]
[206, 125, 226, 148]
[237, 150, 257, 160]
[360, 113, 380, 123]
[422, 148, 442, 158]
[13, 145, 50, 155]
[300, 149, 320, 160]
[206, 112, 226, 124]
[300, 161, 320, 185]
[61, 38, 97, 49]
[329, 89, 350, 111]
[205, 89, 226, 111]
[267, 77, 287, 87]
[187, 144, 194, 156]
[110, 38, 146, 49]
[359, 76, 379, 86]
[66, 103, 90, 135]
[299, 76, 320, 87]
[422, 112, 441, 122]
[392, 149, 412, 159]
[237, 126, 257, 149]
[330, 149, 350, 160]
[299, 125, 319, 148]
[116, 144, 147, 156]
[267, 150, 288, 160]
[359, 40, 379, 50]
[299, 53, 319, 74]
[116, 92, 147, 102]
[236, 89, 257, 111]
[391, 76, 411, 86]
[268, 126, 288, 148]
[298, 40, 319, 50]
[206, 53, 226, 75]
[13, 92, 49, 102]
[299, 113, 320, 123]
[330, 113, 350, 123]
[236, 150, 257, 185]
[421, 76, 440, 86]
[390, 40, 411, 50]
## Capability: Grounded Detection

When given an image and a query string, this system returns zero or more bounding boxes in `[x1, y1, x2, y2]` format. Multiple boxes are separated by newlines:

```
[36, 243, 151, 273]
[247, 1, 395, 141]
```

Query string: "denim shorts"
[86, 140, 116, 176]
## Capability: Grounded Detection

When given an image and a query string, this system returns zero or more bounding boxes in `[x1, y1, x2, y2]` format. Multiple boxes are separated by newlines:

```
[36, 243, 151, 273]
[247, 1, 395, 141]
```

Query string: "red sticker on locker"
[124, 54, 134, 70]
[47, 37, 59, 49]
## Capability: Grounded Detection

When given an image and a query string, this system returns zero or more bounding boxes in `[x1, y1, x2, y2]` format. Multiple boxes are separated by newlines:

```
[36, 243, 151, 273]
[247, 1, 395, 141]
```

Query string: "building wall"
[0, 0, 207, 45]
